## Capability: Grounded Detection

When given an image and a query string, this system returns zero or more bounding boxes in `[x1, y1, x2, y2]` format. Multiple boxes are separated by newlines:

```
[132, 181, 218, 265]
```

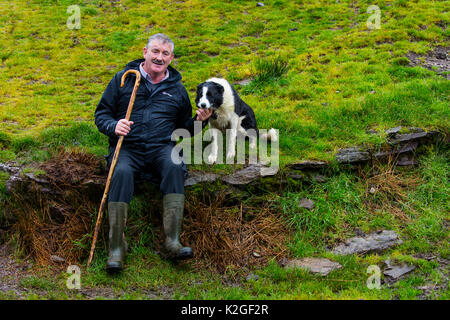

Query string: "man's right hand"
[115, 119, 134, 136]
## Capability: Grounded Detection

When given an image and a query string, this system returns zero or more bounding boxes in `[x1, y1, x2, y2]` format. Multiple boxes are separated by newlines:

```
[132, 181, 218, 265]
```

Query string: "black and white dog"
[195, 77, 277, 163]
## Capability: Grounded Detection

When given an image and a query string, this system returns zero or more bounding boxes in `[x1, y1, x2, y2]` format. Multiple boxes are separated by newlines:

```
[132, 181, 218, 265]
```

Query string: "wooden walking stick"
[87, 70, 141, 268]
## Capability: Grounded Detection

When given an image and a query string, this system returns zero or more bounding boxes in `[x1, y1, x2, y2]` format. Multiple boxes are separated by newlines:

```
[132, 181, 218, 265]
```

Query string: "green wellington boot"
[106, 202, 128, 274]
[162, 193, 193, 261]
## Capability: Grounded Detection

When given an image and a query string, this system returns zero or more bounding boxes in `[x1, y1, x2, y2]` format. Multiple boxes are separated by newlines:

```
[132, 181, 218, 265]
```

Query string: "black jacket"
[95, 59, 206, 150]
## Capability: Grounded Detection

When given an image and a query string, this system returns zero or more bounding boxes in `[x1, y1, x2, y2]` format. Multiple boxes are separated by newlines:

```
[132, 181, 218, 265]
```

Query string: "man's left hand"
[196, 108, 213, 121]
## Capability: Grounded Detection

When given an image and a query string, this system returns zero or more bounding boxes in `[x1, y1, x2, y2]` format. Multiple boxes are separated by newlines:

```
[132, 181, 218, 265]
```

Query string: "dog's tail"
[260, 128, 278, 142]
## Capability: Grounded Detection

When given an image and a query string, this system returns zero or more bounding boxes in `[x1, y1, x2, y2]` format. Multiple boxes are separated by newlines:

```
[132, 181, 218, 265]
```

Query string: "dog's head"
[195, 81, 224, 110]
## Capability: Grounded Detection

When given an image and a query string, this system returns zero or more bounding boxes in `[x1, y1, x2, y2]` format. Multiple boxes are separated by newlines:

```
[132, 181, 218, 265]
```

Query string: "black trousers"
[107, 144, 187, 204]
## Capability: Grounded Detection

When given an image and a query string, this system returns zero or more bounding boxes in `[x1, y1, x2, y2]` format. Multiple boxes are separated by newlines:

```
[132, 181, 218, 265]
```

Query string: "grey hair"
[146, 33, 174, 53]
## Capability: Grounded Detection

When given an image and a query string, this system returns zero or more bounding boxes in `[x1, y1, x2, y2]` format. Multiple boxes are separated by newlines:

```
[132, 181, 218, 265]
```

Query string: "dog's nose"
[200, 103, 207, 108]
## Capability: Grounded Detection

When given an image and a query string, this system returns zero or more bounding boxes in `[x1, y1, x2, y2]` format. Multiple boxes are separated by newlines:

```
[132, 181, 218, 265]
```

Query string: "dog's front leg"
[207, 128, 219, 164]
[226, 124, 237, 161]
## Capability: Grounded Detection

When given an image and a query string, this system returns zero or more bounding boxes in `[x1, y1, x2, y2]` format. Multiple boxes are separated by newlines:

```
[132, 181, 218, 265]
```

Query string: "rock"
[299, 198, 315, 210]
[246, 273, 260, 281]
[256, 2, 264, 6]
[50, 255, 66, 264]
[252, 251, 261, 258]
[331, 230, 402, 255]
[436, 52, 447, 60]
[396, 156, 417, 166]
[221, 164, 277, 186]
[288, 160, 328, 171]
[335, 148, 370, 164]
[369, 186, 377, 194]
[374, 142, 418, 160]
[289, 28, 298, 32]
[185, 172, 219, 187]
[385, 126, 402, 136]
[354, 228, 365, 237]
[285, 258, 342, 276]
[313, 174, 327, 183]
[383, 259, 415, 280]
[287, 173, 304, 180]
[234, 79, 252, 86]
[388, 131, 428, 145]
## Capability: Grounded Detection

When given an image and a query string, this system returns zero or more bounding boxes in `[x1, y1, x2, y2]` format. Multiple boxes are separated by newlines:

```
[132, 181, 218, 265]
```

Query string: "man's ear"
[168, 52, 174, 65]
[143, 47, 147, 58]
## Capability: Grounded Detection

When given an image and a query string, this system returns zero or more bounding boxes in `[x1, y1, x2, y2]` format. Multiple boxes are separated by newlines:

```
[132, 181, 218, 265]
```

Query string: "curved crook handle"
[120, 69, 141, 120]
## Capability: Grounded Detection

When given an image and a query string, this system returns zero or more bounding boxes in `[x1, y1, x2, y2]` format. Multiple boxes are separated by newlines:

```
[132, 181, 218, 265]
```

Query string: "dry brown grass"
[184, 192, 291, 272]
[360, 156, 420, 222]
[10, 148, 292, 272]
[12, 148, 105, 268]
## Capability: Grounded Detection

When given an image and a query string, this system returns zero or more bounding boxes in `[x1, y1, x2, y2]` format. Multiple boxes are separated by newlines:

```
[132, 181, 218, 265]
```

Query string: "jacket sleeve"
[177, 85, 208, 136]
[95, 72, 122, 138]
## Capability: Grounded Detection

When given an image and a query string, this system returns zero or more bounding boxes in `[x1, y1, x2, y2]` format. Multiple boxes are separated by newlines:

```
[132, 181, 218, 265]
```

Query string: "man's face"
[143, 40, 174, 75]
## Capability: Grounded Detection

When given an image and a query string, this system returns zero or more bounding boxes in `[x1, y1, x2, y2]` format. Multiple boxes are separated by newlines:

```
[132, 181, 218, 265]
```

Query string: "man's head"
[143, 33, 174, 76]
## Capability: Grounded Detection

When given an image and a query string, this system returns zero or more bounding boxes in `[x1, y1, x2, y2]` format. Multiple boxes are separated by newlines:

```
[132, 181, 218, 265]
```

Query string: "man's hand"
[196, 108, 213, 121]
[115, 119, 134, 136]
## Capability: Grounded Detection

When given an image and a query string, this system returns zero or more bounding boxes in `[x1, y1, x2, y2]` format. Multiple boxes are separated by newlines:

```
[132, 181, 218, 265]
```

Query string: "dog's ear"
[195, 83, 203, 103]
[215, 83, 224, 95]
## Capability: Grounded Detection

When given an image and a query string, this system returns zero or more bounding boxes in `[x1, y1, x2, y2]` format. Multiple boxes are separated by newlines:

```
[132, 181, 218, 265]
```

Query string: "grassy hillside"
[0, 0, 448, 300]
[0, 0, 448, 164]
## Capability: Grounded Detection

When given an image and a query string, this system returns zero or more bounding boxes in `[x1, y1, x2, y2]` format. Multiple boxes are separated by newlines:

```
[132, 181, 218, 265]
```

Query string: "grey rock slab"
[50, 255, 66, 264]
[246, 273, 260, 281]
[397, 156, 417, 166]
[299, 198, 315, 210]
[335, 148, 370, 164]
[374, 142, 418, 160]
[389, 131, 428, 145]
[285, 258, 342, 276]
[383, 260, 415, 280]
[234, 79, 252, 86]
[288, 160, 328, 171]
[331, 230, 402, 255]
[221, 164, 277, 186]
[184, 172, 219, 187]
[313, 174, 327, 183]
[385, 126, 402, 135]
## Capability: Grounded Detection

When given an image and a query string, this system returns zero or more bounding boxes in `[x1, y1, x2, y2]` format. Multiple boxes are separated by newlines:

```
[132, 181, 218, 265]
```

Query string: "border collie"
[195, 77, 278, 163]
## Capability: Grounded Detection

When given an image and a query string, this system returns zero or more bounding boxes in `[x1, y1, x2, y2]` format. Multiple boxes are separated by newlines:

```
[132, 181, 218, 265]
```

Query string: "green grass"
[0, 0, 448, 300]
[0, 0, 448, 163]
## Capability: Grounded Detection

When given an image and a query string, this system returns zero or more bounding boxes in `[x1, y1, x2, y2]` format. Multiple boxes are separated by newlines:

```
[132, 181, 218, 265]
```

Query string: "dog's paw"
[207, 154, 217, 164]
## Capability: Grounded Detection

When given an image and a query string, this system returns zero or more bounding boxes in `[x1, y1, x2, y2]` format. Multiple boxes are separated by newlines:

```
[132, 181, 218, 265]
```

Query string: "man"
[95, 33, 212, 273]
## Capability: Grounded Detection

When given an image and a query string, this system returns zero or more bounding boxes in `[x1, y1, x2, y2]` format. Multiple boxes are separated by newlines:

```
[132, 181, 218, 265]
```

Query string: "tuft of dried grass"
[184, 192, 291, 272]
[360, 155, 419, 221]
[12, 148, 105, 268]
